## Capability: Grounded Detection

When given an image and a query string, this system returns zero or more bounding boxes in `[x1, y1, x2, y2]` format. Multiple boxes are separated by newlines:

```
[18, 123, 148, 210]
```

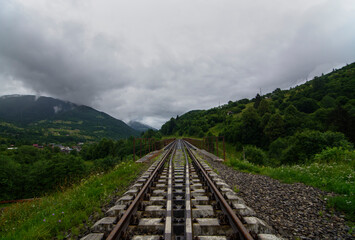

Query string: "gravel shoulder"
[205, 158, 353, 240]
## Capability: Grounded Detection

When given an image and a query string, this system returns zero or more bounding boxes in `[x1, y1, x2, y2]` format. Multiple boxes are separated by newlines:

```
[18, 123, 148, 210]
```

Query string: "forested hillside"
[0, 95, 139, 144]
[161, 62, 355, 165]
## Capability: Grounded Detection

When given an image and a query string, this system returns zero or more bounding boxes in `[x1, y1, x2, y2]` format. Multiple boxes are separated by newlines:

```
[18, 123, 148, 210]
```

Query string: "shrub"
[94, 156, 119, 171]
[320, 95, 336, 108]
[280, 130, 352, 165]
[244, 145, 268, 165]
[314, 147, 355, 164]
[268, 137, 288, 159]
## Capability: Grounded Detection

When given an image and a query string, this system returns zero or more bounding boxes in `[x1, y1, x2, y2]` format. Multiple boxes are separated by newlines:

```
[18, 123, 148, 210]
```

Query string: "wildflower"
[62, 211, 64, 214]
[43, 219, 46, 222]
[52, 213, 55, 216]
[58, 219, 62, 222]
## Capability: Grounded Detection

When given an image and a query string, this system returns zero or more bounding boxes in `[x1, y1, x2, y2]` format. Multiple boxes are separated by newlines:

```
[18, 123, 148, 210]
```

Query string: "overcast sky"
[1, 0, 355, 128]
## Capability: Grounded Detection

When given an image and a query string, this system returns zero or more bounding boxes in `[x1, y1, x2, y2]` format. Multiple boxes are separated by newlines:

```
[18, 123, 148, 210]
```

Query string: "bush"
[295, 97, 319, 113]
[280, 130, 352, 165]
[244, 145, 268, 165]
[94, 156, 119, 171]
[314, 147, 355, 164]
[268, 137, 288, 159]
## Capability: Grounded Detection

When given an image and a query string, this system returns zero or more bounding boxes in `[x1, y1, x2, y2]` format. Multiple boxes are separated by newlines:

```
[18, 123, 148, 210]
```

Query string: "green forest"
[0, 138, 136, 201]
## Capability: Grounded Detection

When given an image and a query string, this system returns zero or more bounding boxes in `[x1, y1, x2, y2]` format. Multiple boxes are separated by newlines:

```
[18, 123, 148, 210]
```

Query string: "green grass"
[209, 124, 224, 136]
[0, 160, 146, 240]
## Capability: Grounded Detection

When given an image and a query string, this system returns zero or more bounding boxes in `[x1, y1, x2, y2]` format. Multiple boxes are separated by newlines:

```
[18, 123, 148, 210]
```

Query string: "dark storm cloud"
[0, 0, 355, 128]
[0, 1, 131, 104]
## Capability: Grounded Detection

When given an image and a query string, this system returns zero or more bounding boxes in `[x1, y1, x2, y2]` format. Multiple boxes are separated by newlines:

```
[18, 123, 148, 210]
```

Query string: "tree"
[238, 107, 263, 146]
[295, 97, 319, 113]
[283, 105, 304, 135]
[320, 95, 336, 108]
[257, 99, 271, 116]
[328, 106, 355, 143]
[253, 94, 262, 109]
[264, 113, 285, 142]
[280, 130, 351, 164]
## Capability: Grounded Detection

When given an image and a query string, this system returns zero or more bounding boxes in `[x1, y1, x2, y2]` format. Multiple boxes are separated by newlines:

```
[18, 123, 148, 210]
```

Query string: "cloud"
[0, 1, 132, 104]
[53, 105, 62, 114]
[0, 0, 355, 128]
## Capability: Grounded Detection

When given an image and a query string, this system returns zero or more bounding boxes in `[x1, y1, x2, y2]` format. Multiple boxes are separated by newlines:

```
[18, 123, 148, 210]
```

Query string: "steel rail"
[107, 140, 177, 240]
[182, 141, 193, 240]
[183, 140, 254, 240]
[164, 143, 176, 240]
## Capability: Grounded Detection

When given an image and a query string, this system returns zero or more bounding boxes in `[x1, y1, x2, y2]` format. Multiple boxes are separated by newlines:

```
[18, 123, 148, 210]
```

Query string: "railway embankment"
[205, 158, 353, 239]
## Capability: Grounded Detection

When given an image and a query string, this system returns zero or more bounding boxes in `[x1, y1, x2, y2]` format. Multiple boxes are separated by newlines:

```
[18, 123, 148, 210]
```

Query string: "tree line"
[0, 138, 135, 201]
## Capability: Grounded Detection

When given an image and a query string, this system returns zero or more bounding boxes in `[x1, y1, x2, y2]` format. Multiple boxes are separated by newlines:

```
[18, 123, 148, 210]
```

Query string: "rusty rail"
[107, 140, 177, 240]
[183, 140, 254, 240]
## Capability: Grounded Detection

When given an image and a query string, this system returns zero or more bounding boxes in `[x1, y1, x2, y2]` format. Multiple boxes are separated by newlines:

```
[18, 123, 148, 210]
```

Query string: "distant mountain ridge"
[0, 95, 139, 143]
[128, 121, 157, 132]
[0, 95, 78, 124]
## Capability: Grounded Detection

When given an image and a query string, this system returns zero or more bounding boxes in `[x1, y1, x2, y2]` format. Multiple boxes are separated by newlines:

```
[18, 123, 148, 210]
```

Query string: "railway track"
[82, 140, 280, 240]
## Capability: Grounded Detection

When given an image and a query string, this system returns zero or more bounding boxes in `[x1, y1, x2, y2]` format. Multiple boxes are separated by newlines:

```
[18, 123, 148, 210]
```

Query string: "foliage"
[264, 113, 285, 142]
[0, 160, 145, 240]
[243, 145, 268, 165]
[314, 147, 355, 164]
[279, 130, 351, 165]
[0, 138, 135, 201]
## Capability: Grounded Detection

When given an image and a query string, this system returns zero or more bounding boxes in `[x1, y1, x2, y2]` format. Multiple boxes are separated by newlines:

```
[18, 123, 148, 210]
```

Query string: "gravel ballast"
[205, 158, 353, 240]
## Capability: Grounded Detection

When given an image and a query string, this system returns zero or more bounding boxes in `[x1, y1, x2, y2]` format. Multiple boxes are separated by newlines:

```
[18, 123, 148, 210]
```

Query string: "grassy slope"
[0, 160, 147, 240]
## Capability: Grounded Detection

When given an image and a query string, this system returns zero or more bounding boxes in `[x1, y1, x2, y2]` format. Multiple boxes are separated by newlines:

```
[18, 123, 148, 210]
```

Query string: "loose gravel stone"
[205, 158, 354, 240]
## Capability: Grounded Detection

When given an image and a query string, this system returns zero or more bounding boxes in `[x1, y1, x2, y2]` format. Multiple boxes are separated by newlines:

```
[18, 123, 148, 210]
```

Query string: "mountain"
[0, 95, 139, 143]
[128, 121, 157, 132]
